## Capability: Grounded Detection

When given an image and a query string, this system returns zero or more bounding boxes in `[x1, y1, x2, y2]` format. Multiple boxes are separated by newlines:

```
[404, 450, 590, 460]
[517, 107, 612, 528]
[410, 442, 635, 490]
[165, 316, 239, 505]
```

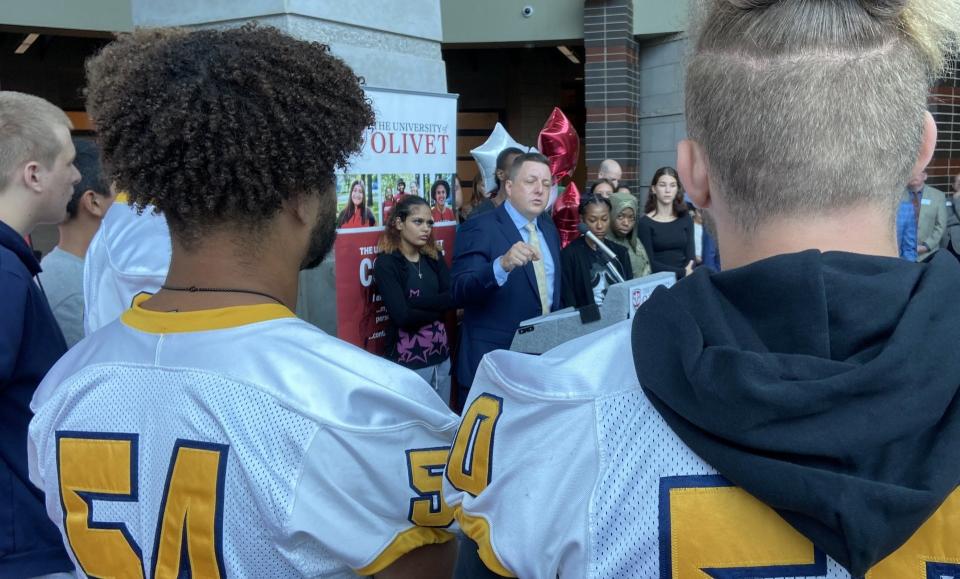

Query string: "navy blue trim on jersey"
[928, 561, 960, 578]
[658, 475, 827, 579]
[405, 446, 454, 528]
[149, 439, 229, 579]
[55, 431, 145, 577]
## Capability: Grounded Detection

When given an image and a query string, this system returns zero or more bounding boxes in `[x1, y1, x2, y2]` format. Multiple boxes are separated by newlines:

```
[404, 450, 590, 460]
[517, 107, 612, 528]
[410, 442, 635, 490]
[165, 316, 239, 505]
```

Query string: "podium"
[509, 272, 675, 354]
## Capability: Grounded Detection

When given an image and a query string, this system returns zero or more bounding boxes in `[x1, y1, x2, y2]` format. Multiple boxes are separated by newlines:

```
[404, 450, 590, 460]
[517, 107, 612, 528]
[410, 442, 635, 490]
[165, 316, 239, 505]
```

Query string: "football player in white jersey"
[29, 26, 458, 578]
[82, 194, 171, 336]
[444, 0, 960, 578]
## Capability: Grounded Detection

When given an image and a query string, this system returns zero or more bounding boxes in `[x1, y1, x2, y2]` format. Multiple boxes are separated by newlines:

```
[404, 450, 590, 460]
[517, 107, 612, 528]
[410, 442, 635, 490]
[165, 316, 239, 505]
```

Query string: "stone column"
[131, 0, 447, 93]
[583, 0, 640, 191]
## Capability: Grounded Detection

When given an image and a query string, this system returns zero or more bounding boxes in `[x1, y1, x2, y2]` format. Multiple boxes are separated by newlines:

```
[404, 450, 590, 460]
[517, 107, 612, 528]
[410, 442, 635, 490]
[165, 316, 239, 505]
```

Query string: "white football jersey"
[443, 320, 960, 579]
[83, 197, 171, 336]
[30, 296, 459, 578]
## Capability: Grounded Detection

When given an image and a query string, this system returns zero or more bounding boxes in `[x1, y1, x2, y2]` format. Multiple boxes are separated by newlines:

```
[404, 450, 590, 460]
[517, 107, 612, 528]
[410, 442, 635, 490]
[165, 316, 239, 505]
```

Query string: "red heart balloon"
[552, 181, 582, 249]
[537, 107, 579, 181]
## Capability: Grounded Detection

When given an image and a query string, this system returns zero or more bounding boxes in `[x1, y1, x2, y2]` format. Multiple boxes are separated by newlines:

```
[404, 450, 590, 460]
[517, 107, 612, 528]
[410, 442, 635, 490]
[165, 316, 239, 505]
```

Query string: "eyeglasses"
[409, 218, 435, 227]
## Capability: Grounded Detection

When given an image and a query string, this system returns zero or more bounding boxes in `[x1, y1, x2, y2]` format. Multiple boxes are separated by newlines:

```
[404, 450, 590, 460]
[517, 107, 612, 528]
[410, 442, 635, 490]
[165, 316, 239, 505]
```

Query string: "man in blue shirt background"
[897, 197, 918, 261]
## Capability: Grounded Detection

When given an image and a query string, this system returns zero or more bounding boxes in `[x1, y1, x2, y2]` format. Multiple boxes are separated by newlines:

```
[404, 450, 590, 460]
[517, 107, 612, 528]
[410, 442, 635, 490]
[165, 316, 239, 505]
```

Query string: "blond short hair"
[0, 91, 72, 191]
[686, 0, 960, 232]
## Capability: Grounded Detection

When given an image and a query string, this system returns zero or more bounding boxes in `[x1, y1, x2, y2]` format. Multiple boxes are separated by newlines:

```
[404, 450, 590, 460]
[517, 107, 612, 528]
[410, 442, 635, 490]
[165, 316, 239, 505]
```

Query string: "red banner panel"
[334, 224, 456, 354]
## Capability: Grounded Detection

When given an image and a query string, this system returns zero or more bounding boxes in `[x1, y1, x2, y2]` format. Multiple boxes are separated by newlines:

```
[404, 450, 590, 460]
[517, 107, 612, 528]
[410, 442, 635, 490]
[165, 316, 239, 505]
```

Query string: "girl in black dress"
[561, 196, 633, 308]
[636, 167, 695, 279]
[374, 195, 454, 406]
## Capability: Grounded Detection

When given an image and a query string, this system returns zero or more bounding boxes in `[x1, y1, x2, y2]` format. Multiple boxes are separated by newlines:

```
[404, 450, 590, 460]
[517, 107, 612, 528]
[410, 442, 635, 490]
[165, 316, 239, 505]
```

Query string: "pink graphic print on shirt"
[396, 288, 449, 365]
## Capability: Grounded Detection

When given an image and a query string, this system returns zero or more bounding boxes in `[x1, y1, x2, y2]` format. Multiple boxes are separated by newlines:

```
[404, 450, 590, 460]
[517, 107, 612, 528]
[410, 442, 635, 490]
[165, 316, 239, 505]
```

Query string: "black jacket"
[560, 235, 633, 308]
[0, 220, 74, 577]
[633, 250, 960, 576]
[373, 250, 454, 363]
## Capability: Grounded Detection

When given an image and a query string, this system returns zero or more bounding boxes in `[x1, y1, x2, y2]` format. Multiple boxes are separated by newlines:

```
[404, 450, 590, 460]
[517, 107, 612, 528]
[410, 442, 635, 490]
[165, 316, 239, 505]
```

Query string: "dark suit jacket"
[451, 203, 563, 387]
[942, 194, 960, 254]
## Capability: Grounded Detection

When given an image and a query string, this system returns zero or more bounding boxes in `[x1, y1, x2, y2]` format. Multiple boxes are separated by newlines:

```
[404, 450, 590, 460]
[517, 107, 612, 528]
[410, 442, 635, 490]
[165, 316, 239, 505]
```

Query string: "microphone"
[578, 223, 618, 261]
[577, 223, 626, 284]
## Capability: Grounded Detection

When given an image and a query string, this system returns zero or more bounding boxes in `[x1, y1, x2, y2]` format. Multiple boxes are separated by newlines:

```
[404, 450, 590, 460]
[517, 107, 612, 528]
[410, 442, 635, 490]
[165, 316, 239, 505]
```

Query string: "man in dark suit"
[452, 152, 562, 404]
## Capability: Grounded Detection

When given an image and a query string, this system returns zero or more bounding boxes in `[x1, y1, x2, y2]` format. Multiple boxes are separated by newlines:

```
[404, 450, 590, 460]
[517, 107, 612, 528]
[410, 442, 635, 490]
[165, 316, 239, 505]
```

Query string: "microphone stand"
[595, 249, 626, 284]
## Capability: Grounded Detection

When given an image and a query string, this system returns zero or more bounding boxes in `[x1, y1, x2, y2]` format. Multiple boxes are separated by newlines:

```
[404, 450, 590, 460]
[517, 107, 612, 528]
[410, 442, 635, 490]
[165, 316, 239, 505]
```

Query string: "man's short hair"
[84, 25, 374, 247]
[493, 146, 525, 194]
[65, 138, 109, 219]
[0, 91, 72, 192]
[686, 0, 960, 232]
[507, 152, 551, 181]
[598, 159, 620, 177]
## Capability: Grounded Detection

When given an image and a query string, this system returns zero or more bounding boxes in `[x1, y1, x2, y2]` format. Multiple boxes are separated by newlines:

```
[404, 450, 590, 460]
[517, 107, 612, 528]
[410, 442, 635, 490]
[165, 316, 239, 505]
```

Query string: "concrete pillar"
[636, 34, 686, 203]
[131, 0, 447, 93]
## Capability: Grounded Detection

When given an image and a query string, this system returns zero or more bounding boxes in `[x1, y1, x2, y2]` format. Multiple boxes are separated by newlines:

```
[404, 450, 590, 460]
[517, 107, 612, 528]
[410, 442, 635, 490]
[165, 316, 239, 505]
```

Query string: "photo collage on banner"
[335, 172, 458, 229]
[334, 88, 458, 354]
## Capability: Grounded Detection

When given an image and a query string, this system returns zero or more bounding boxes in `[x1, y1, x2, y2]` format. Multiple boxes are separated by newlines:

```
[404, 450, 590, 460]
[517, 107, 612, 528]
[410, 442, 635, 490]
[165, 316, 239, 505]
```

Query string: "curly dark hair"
[430, 179, 450, 205]
[85, 25, 375, 246]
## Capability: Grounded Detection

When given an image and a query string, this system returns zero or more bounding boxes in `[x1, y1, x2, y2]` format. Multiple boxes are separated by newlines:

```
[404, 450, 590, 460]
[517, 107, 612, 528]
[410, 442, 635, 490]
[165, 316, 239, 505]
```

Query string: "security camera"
[522, 5, 534, 17]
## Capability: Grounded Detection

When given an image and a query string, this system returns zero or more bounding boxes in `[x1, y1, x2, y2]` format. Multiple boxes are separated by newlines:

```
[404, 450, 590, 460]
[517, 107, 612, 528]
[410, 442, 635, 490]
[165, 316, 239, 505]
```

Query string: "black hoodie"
[632, 249, 960, 577]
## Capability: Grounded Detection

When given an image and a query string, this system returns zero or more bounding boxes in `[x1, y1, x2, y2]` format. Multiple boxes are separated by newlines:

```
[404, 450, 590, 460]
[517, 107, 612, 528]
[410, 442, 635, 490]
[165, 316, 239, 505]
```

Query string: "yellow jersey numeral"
[57, 432, 228, 579]
[660, 475, 960, 578]
[406, 447, 455, 527]
[446, 394, 503, 496]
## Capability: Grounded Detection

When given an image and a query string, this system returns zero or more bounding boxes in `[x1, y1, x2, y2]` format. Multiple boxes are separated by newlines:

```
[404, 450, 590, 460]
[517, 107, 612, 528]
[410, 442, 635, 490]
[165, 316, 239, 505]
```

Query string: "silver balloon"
[470, 123, 537, 196]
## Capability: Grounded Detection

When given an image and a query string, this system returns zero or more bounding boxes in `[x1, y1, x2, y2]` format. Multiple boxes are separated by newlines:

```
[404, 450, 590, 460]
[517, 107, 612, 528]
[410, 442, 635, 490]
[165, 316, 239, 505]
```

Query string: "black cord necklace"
[160, 285, 284, 306]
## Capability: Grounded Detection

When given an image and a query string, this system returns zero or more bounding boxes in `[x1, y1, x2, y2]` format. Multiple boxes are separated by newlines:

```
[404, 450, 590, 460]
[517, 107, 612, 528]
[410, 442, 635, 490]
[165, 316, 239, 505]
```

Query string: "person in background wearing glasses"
[375, 195, 455, 406]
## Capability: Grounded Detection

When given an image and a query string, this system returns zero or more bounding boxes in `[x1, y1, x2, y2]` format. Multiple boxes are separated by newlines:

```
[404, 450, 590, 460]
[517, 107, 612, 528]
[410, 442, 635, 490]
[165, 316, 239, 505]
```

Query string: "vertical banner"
[334, 88, 458, 351]
[335, 226, 455, 354]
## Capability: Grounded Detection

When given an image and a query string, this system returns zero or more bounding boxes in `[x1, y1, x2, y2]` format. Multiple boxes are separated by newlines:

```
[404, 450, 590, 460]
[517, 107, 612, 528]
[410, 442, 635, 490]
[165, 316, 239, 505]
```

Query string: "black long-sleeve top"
[560, 236, 633, 309]
[636, 213, 695, 280]
[373, 250, 455, 367]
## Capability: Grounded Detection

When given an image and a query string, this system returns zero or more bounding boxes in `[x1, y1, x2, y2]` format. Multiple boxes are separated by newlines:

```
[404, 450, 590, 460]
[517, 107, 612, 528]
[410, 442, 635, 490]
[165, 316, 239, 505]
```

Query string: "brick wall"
[928, 56, 960, 192]
[584, 0, 640, 191]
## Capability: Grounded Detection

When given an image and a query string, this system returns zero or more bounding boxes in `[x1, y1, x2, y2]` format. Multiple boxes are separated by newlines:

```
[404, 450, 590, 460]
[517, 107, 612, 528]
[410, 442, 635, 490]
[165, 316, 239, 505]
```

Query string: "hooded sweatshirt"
[608, 191, 651, 277]
[632, 249, 960, 577]
[0, 220, 74, 577]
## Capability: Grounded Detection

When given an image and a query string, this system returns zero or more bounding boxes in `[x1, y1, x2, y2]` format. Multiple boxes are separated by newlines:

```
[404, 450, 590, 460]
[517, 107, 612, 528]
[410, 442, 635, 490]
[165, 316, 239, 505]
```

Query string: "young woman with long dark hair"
[636, 167, 695, 279]
[374, 195, 454, 406]
[336, 179, 376, 228]
[561, 195, 632, 308]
